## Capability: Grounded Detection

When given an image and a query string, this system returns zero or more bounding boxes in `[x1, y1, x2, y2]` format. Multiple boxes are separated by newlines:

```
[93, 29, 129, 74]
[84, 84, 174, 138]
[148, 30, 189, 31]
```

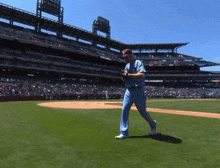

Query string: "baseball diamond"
[0, 99, 219, 167]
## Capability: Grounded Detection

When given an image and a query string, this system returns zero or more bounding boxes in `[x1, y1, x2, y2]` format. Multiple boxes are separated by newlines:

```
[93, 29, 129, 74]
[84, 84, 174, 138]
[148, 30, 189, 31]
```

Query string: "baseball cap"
[122, 49, 132, 58]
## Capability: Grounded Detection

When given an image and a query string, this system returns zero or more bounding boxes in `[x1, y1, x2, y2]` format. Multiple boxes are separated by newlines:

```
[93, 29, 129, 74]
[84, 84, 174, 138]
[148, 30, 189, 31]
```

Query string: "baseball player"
[115, 49, 157, 139]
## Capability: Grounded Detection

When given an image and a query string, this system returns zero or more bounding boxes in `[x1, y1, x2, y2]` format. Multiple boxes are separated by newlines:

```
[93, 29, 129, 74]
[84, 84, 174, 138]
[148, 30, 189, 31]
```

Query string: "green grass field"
[0, 99, 220, 168]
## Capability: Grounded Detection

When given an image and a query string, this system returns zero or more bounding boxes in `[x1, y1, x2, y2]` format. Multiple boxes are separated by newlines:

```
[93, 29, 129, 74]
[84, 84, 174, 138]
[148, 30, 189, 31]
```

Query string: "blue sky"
[1, 0, 220, 72]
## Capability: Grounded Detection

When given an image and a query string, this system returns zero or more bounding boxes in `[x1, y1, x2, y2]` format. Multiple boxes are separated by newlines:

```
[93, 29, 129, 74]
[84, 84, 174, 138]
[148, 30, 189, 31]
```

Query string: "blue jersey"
[124, 60, 146, 88]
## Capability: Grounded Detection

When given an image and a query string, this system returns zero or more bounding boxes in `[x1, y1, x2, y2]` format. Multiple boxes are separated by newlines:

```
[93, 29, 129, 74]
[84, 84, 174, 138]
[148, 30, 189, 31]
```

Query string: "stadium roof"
[0, 2, 188, 52]
[126, 43, 189, 51]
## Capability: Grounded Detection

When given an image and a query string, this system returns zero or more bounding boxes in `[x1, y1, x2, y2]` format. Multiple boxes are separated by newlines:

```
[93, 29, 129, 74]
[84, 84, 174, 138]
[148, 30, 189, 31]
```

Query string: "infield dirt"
[38, 100, 220, 119]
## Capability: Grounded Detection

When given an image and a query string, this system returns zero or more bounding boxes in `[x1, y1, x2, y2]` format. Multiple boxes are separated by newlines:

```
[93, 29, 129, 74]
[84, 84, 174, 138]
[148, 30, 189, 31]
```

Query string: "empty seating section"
[0, 22, 121, 60]
[0, 47, 120, 78]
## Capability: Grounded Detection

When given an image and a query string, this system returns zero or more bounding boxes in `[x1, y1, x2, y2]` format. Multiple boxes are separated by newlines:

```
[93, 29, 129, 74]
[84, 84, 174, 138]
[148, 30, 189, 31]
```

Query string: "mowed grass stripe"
[0, 100, 220, 168]
[146, 99, 220, 114]
[0, 101, 95, 167]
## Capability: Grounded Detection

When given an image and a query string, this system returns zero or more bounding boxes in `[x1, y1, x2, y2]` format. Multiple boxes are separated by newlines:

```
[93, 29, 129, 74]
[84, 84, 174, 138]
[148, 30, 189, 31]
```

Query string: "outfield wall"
[45, 93, 121, 100]
[0, 94, 122, 102]
[0, 96, 45, 102]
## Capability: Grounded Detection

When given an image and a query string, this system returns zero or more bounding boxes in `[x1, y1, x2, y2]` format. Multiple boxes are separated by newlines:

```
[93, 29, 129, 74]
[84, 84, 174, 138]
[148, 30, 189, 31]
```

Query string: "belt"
[127, 86, 142, 90]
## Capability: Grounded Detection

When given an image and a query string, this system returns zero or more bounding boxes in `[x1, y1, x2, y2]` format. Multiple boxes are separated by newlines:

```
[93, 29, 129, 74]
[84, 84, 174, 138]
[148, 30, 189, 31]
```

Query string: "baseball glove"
[120, 69, 128, 81]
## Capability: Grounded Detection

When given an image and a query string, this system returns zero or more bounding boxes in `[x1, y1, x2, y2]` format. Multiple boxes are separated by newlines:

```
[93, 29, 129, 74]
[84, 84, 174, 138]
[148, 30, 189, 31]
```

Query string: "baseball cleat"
[149, 120, 157, 135]
[115, 134, 129, 139]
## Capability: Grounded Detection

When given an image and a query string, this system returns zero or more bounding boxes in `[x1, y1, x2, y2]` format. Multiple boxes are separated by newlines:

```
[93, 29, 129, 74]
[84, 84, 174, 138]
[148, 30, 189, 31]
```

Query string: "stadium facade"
[0, 1, 220, 90]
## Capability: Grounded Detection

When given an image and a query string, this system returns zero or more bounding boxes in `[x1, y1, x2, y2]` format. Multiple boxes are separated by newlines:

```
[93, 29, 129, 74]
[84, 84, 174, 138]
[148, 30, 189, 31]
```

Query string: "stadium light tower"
[35, 0, 64, 37]
[92, 16, 111, 49]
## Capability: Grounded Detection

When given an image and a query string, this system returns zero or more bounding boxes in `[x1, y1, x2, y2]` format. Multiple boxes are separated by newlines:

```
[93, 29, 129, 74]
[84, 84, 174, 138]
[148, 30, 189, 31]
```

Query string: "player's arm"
[121, 71, 145, 78]
[127, 72, 145, 78]
[122, 61, 146, 79]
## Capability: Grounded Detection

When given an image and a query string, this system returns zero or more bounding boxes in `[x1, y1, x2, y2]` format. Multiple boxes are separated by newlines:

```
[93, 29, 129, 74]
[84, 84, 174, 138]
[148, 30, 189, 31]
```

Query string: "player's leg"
[134, 89, 156, 129]
[119, 89, 133, 136]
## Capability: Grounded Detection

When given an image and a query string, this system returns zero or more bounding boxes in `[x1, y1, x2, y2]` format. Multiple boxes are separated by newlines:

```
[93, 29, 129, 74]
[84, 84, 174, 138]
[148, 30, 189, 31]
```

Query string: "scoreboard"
[41, 0, 61, 16]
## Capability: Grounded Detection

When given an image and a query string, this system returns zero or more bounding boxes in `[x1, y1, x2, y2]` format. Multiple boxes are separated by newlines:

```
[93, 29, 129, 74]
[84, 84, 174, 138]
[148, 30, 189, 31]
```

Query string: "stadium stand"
[0, 2, 219, 101]
[0, 76, 219, 100]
